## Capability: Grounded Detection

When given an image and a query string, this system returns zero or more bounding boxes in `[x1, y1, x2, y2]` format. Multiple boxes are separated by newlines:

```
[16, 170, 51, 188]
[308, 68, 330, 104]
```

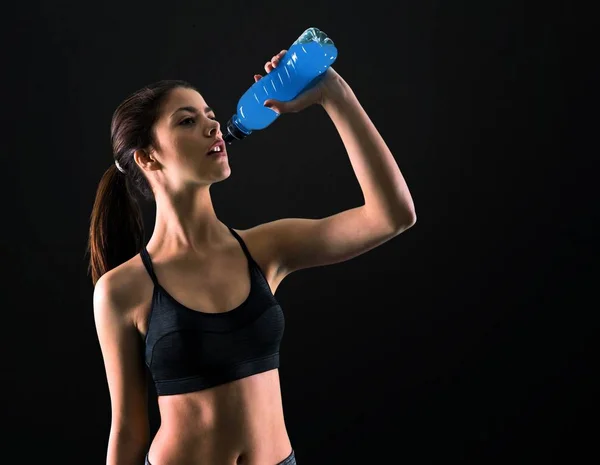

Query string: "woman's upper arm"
[93, 272, 149, 444]
[246, 206, 410, 278]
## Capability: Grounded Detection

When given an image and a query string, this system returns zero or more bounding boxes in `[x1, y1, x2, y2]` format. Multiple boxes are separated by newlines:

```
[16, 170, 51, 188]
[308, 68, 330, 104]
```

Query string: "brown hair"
[87, 79, 196, 286]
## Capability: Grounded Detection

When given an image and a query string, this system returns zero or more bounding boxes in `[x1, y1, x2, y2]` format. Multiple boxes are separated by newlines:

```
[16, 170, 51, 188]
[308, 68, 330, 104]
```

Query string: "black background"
[1, 0, 594, 463]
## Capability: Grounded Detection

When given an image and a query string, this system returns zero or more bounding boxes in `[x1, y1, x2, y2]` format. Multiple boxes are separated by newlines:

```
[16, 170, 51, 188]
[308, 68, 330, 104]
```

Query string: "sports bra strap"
[140, 246, 159, 286]
[227, 226, 256, 266]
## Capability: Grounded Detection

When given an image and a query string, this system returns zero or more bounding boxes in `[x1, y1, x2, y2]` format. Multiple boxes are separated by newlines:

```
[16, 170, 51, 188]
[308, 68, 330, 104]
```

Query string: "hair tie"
[115, 160, 126, 174]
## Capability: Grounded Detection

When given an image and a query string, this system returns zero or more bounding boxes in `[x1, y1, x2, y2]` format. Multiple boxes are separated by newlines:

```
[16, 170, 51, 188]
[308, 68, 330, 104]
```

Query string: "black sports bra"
[140, 226, 285, 396]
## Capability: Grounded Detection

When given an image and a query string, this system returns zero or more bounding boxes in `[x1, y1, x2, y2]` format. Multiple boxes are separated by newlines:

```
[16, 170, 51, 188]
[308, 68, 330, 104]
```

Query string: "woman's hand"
[254, 49, 349, 115]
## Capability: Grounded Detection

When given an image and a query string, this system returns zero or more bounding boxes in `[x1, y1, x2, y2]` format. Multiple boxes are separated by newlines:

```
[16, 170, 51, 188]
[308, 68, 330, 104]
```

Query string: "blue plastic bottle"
[222, 27, 338, 144]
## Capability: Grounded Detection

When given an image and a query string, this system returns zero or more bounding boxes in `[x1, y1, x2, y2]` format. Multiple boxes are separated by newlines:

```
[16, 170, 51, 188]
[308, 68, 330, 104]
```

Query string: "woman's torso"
[122, 226, 293, 465]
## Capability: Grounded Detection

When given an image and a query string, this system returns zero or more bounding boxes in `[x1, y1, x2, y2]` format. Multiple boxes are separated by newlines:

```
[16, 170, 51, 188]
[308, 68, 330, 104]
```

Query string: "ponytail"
[87, 163, 144, 286]
[88, 79, 195, 285]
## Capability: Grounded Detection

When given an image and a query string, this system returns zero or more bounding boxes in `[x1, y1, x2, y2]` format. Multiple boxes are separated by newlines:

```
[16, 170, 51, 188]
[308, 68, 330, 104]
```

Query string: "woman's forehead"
[162, 88, 207, 113]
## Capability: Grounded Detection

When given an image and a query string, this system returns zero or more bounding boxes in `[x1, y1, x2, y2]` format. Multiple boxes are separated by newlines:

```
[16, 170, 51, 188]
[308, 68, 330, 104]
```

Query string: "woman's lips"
[207, 139, 226, 155]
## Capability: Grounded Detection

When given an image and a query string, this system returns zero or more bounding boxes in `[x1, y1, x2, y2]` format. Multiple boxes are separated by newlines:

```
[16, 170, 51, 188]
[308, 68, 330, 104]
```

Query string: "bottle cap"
[223, 118, 250, 144]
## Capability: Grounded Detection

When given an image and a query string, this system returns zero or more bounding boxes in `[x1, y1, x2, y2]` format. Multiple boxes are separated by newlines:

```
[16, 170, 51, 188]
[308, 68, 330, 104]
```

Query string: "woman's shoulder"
[94, 252, 154, 328]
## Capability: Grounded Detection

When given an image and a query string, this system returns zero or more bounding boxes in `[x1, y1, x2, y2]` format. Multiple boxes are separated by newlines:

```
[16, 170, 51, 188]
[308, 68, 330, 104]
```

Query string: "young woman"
[88, 49, 416, 465]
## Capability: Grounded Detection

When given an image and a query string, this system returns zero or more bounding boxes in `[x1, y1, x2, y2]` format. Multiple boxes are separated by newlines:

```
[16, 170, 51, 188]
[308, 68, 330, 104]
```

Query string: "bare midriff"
[147, 369, 293, 465]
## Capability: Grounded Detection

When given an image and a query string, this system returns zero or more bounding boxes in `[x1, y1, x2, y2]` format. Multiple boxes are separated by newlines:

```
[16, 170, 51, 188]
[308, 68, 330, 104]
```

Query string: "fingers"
[255, 50, 287, 81]
[264, 61, 274, 73]
[263, 49, 288, 74]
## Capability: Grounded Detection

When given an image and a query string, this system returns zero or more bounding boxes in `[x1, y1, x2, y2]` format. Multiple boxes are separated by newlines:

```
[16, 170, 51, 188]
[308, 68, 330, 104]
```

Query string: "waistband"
[145, 448, 295, 465]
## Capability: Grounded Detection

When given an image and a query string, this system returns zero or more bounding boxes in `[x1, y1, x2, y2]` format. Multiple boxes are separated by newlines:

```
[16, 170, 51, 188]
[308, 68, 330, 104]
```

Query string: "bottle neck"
[223, 114, 252, 143]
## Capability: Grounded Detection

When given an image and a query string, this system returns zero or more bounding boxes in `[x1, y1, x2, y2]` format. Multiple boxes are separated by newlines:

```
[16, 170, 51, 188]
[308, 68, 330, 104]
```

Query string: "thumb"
[263, 99, 284, 115]
[266, 84, 321, 114]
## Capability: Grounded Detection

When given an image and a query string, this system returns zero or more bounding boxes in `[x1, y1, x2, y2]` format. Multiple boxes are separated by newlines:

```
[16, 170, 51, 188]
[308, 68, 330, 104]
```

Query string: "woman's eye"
[180, 117, 195, 126]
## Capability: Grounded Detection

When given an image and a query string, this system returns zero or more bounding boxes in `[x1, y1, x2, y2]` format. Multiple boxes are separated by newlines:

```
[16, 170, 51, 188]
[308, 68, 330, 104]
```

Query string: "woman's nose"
[207, 121, 220, 137]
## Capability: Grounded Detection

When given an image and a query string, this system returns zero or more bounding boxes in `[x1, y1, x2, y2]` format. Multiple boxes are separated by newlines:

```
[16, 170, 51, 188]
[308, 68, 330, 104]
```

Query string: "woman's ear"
[134, 148, 159, 171]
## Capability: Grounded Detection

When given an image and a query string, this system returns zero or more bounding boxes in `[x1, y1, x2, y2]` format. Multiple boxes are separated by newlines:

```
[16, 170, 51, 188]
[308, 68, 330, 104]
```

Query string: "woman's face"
[147, 87, 231, 187]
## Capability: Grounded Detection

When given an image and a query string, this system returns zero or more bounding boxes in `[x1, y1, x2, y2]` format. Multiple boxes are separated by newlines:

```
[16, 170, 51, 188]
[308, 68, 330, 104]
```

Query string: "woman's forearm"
[321, 74, 416, 229]
[106, 428, 148, 465]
